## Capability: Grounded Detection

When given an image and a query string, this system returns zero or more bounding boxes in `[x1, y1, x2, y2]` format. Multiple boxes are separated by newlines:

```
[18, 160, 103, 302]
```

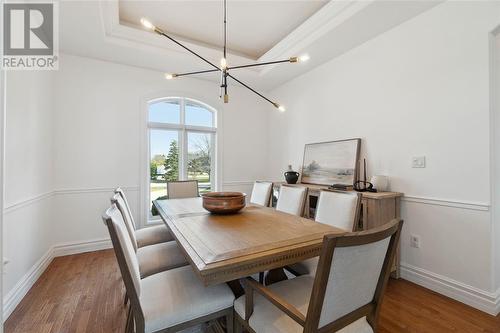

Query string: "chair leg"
[226, 310, 234, 333]
[125, 306, 132, 333]
[258, 272, 264, 284]
[234, 315, 243, 333]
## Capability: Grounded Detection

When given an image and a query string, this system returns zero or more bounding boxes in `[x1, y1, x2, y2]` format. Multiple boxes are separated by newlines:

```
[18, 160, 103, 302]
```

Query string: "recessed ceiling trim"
[100, 0, 258, 66]
[99, 0, 360, 77]
[257, 0, 375, 76]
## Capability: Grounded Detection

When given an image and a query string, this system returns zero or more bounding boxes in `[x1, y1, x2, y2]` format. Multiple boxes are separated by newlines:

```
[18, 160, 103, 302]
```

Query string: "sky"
[149, 100, 214, 158]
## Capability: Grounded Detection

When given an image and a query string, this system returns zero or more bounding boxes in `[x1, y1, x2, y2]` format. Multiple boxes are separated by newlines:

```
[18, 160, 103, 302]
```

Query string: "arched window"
[148, 97, 217, 218]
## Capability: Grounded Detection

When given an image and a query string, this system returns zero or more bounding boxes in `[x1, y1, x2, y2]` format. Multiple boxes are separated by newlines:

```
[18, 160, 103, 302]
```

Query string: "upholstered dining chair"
[275, 185, 308, 216]
[250, 181, 273, 207]
[111, 193, 188, 279]
[234, 219, 403, 333]
[103, 204, 235, 333]
[115, 187, 175, 247]
[167, 180, 199, 199]
[287, 190, 362, 276]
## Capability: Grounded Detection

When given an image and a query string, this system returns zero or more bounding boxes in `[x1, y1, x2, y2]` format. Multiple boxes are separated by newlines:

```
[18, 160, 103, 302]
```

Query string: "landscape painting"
[301, 139, 360, 186]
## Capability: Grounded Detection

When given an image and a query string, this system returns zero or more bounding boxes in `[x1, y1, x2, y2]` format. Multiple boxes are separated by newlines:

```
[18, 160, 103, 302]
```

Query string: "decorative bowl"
[202, 192, 246, 214]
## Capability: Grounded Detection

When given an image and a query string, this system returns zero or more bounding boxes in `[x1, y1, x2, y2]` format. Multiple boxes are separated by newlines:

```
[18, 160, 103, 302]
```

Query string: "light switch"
[412, 156, 426, 168]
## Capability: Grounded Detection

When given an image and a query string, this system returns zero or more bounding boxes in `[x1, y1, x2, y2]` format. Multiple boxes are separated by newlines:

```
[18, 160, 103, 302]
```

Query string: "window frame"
[144, 97, 218, 224]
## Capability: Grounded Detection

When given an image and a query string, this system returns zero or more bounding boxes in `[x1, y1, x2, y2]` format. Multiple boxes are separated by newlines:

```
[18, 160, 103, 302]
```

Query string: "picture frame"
[301, 138, 361, 186]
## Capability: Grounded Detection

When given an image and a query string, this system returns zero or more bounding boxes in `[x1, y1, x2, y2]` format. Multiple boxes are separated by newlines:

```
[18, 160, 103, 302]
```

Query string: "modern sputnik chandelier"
[140, 0, 309, 112]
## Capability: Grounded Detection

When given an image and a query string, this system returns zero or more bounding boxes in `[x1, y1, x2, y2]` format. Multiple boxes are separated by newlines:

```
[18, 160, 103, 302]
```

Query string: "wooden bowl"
[202, 192, 246, 214]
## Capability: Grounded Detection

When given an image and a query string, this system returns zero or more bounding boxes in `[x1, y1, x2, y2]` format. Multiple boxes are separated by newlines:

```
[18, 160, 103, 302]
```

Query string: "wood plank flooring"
[5, 250, 500, 333]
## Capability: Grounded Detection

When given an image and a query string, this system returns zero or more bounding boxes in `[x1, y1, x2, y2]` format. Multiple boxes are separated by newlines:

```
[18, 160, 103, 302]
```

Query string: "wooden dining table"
[153, 197, 345, 289]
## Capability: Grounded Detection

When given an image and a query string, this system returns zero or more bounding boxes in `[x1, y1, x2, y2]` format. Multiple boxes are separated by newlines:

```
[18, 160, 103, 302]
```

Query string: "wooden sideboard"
[272, 182, 403, 278]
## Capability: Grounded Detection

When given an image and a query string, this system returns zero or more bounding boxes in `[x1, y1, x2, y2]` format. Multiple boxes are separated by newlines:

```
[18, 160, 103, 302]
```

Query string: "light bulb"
[165, 73, 176, 80]
[277, 105, 286, 112]
[220, 58, 227, 69]
[298, 54, 310, 62]
[140, 18, 155, 30]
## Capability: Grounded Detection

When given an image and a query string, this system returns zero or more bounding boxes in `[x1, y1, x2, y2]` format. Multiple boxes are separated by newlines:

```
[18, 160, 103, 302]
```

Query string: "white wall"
[51, 53, 269, 246]
[3, 70, 55, 315]
[492, 30, 500, 295]
[267, 1, 500, 312]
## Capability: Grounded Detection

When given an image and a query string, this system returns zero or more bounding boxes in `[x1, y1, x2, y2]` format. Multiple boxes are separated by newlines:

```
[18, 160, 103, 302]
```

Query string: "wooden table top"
[154, 198, 344, 285]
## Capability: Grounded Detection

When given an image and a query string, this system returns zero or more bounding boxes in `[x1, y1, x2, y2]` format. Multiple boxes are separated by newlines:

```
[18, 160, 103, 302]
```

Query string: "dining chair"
[234, 219, 403, 333]
[249, 181, 273, 207]
[103, 204, 235, 333]
[276, 185, 308, 216]
[287, 190, 362, 276]
[115, 187, 175, 247]
[167, 180, 200, 199]
[111, 193, 188, 278]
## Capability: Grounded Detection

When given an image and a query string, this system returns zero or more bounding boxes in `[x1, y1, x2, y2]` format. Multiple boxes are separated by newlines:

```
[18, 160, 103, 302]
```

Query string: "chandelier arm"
[227, 74, 277, 107]
[154, 28, 220, 71]
[174, 69, 221, 78]
[228, 59, 294, 70]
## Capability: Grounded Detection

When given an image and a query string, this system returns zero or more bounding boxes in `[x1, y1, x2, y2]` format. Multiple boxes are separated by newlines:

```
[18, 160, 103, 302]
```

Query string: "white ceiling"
[59, 0, 442, 91]
[119, 0, 328, 59]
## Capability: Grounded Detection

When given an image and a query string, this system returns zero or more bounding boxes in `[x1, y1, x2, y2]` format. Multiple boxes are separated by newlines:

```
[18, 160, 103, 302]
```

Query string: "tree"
[187, 135, 211, 177]
[150, 160, 158, 180]
[164, 140, 179, 181]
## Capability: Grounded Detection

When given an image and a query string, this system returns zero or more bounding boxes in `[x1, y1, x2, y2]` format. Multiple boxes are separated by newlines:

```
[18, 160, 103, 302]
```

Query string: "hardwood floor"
[5, 250, 500, 333]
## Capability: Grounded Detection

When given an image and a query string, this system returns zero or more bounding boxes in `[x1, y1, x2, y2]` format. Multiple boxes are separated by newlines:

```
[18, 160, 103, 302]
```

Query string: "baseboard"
[52, 238, 112, 257]
[400, 263, 500, 316]
[3, 238, 112, 322]
[2, 247, 54, 321]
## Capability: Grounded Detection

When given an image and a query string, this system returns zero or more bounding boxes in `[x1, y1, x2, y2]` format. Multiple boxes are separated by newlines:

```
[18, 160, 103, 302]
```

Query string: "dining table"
[153, 197, 345, 294]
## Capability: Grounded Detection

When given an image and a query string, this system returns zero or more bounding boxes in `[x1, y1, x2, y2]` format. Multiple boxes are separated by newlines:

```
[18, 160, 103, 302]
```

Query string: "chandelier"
[140, 0, 309, 112]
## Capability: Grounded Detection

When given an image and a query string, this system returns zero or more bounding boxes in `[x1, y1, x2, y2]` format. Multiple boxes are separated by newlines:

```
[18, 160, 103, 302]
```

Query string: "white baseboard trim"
[52, 238, 112, 257]
[400, 263, 500, 316]
[3, 238, 112, 322]
[2, 247, 54, 322]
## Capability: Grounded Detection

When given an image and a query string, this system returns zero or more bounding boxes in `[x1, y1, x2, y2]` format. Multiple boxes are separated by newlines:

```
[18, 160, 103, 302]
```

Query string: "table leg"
[265, 268, 288, 285]
[226, 279, 244, 298]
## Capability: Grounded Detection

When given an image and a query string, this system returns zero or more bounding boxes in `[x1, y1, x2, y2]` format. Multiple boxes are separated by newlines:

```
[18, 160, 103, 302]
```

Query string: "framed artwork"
[301, 138, 361, 186]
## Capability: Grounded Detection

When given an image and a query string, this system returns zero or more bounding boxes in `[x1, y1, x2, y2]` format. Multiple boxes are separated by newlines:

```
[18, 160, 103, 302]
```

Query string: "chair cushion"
[137, 241, 188, 278]
[234, 276, 314, 333]
[136, 224, 175, 248]
[234, 276, 373, 333]
[287, 257, 319, 276]
[141, 266, 235, 333]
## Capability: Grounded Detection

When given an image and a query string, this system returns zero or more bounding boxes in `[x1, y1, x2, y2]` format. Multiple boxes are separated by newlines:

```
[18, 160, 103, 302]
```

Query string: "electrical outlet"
[412, 156, 426, 168]
[410, 235, 420, 248]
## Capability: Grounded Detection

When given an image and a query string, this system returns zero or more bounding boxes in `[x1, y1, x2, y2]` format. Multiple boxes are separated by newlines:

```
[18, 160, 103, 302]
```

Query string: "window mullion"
[180, 98, 188, 181]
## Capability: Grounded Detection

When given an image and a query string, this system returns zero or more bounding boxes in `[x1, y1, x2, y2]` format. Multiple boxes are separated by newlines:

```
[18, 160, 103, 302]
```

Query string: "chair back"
[315, 190, 361, 231]
[167, 180, 199, 199]
[276, 185, 308, 216]
[102, 204, 142, 302]
[250, 181, 273, 206]
[305, 219, 403, 332]
[115, 187, 136, 229]
[111, 193, 138, 251]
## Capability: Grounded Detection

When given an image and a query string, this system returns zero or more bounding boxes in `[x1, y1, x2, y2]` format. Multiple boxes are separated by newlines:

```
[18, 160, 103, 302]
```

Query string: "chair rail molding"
[402, 195, 490, 212]
[53, 186, 140, 196]
[3, 187, 142, 214]
[3, 191, 54, 214]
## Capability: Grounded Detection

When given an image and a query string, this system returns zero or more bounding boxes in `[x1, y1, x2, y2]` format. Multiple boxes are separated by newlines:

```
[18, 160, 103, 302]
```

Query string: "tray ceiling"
[118, 0, 328, 59]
